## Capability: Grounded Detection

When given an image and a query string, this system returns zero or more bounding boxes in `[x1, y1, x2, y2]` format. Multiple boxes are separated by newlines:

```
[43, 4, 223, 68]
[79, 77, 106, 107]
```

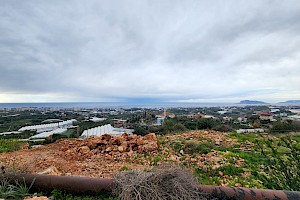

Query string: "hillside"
[2, 130, 296, 189]
[239, 100, 267, 104]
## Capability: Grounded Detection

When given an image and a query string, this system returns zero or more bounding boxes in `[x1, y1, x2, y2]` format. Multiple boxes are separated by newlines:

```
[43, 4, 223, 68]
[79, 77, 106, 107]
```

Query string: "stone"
[38, 166, 61, 176]
[24, 196, 49, 200]
[101, 134, 112, 141]
[78, 146, 90, 154]
[179, 149, 184, 155]
[121, 141, 128, 151]
[118, 146, 124, 152]
[144, 133, 157, 141]
[136, 138, 144, 145]
[142, 141, 159, 152]
[170, 155, 178, 161]
[105, 147, 112, 152]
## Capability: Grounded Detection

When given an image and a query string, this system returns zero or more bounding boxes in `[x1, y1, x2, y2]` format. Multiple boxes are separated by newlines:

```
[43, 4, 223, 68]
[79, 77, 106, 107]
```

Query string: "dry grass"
[113, 165, 216, 200]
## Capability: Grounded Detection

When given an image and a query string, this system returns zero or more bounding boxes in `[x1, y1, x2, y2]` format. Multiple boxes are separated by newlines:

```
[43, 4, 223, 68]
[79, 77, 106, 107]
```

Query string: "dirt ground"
[0, 130, 250, 178]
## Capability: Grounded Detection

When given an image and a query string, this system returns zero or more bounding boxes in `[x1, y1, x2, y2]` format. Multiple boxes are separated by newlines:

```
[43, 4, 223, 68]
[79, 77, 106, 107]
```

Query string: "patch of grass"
[148, 154, 164, 166]
[0, 139, 26, 153]
[229, 132, 261, 143]
[51, 189, 118, 200]
[216, 165, 244, 176]
[120, 166, 131, 171]
[0, 178, 35, 200]
[184, 141, 213, 155]
[172, 141, 183, 152]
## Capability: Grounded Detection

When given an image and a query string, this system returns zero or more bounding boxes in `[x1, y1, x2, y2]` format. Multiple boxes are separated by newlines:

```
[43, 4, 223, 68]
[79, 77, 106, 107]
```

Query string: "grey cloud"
[0, 0, 300, 102]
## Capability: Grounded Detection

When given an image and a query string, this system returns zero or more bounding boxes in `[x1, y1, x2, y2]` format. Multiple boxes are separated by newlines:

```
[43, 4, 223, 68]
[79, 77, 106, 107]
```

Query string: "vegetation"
[1, 105, 300, 197]
[0, 177, 34, 200]
[271, 120, 300, 133]
[0, 139, 26, 153]
[257, 136, 300, 191]
[50, 189, 118, 200]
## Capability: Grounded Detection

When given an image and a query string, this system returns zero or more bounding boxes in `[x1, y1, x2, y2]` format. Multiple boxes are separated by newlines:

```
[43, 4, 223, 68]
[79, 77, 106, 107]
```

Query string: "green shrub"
[257, 137, 300, 191]
[184, 141, 213, 155]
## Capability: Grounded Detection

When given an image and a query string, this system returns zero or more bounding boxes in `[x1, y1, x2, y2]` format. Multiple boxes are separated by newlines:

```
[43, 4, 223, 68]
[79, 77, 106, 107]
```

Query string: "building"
[80, 124, 134, 138]
[89, 117, 107, 123]
[156, 117, 165, 125]
[18, 119, 77, 133]
[113, 119, 127, 128]
[236, 128, 264, 134]
[29, 128, 67, 140]
[259, 112, 273, 121]
[287, 115, 300, 122]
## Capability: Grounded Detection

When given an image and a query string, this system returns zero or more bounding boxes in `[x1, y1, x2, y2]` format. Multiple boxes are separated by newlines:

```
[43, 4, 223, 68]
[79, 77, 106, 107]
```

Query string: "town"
[1, 104, 300, 141]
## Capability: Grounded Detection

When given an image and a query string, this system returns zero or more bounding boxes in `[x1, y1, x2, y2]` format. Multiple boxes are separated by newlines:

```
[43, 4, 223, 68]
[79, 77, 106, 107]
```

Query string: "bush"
[184, 142, 213, 155]
[213, 125, 233, 132]
[113, 165, 215, 200]
[257, 137, 300, 190]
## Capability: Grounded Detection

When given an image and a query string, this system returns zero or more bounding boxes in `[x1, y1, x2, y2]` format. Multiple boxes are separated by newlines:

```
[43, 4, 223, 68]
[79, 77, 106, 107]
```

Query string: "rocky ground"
[0, 130, 266, 180]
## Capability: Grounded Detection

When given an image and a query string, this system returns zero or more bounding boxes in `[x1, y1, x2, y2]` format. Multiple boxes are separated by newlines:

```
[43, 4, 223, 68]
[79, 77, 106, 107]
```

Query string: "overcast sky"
[1, 0, 300, 103]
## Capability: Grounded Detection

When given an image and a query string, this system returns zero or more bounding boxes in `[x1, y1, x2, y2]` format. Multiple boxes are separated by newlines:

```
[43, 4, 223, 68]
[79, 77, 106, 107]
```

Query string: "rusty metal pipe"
[3, 173, 113, 194]
[2, 173, 300, 199]
[198, 185, 300, 200]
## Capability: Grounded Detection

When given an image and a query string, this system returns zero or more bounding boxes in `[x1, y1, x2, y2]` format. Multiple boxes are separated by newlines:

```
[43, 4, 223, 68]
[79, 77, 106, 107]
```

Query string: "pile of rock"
[59, 133, 159, 161]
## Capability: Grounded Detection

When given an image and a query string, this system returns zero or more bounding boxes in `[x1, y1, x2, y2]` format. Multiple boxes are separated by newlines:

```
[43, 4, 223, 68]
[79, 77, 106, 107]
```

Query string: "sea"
[0, 102, 297, 109]
[0, 102, 240, 109]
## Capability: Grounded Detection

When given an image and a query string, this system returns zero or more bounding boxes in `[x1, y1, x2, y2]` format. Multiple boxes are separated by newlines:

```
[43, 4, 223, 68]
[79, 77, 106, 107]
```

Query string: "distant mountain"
[279, 100, 300, 104]
[239, 100, 267, 104]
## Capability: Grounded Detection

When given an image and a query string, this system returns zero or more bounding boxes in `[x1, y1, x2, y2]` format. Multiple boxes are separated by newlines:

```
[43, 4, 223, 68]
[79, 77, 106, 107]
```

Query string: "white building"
[237, 129, 264, 134]
[89, 117, 107, 122]
[80, 124, 134, 138]
[18, 119, 77, 133]
[29, 128, 67, 140]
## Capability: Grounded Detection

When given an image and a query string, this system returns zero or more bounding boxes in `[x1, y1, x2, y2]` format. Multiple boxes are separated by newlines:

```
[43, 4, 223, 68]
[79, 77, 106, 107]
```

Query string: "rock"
[179, 149, 184, 155]
[199, 157, 205, 162]
[170, 155, 178, 161]
[142, 141, 159, 152]
[101, 134, 112, 141]
[20, 143, 29, 150]
[105, 147, 112, 152]
[118, 146, 124, 152]
[235, 183, 242, 187]
[144, 133, 157, 141]
[128, 134, 137, 140]
[31, 145, 44, 149]
[24, 196, 49, 200]
[121, 141, 128, 151]
[78, 146, 90, 154]
[121, 133, 129, 138]
[38, 166, 61, 176]
[136, 138, 144, 145]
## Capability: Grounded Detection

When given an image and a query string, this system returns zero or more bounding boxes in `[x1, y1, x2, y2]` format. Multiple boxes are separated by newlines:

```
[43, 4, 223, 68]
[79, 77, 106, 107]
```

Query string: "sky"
[1, 0, 300, 103]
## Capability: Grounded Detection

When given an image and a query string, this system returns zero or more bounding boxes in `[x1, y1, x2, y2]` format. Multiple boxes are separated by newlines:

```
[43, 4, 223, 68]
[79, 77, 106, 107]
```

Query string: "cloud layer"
[1, 0, 300, 103]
